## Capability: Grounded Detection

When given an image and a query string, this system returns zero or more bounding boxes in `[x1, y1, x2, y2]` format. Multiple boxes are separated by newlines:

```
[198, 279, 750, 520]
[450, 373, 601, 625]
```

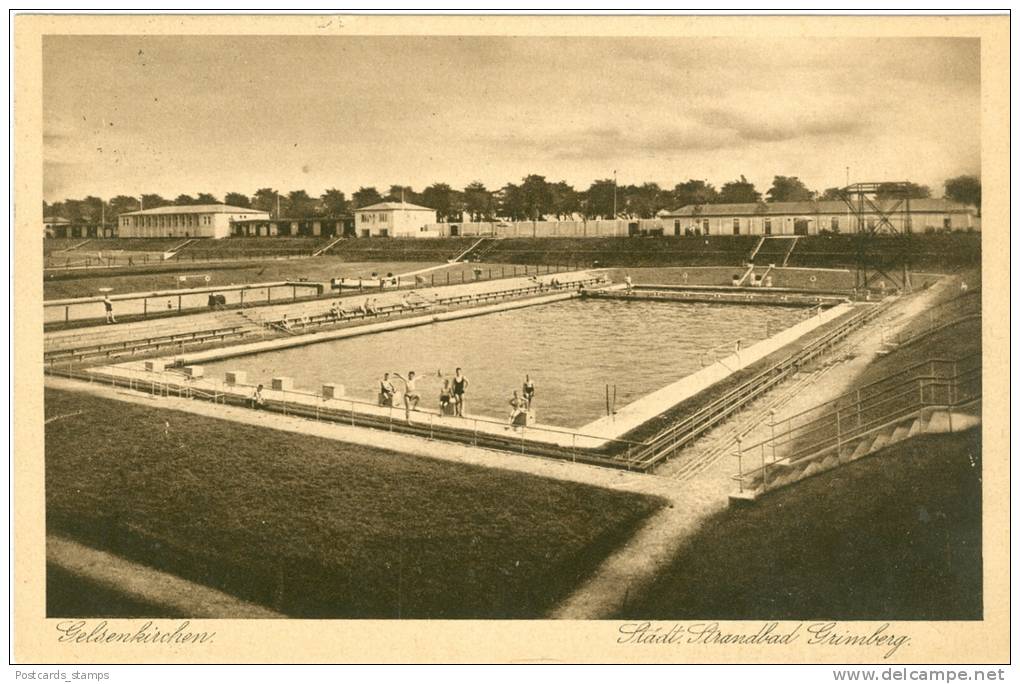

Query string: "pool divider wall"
[168, 288, 586, 367]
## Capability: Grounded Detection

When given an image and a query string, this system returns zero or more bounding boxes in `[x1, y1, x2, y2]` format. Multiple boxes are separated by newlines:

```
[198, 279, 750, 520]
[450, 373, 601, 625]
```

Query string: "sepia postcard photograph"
[10, 12, 1011, 667]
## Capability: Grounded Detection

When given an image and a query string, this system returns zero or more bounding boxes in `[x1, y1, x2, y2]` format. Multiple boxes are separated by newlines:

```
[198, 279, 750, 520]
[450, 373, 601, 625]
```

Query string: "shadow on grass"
[616, 428, 982, 621]
[45, 388, 665, 619]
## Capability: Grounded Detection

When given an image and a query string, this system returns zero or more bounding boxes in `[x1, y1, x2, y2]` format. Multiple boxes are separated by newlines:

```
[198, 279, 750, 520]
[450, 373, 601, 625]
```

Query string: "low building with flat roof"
[44, 216, 71, 238]
[118, 204, 269, 239]
[353, 201, 438, 238]
[660, 198, 978, 237]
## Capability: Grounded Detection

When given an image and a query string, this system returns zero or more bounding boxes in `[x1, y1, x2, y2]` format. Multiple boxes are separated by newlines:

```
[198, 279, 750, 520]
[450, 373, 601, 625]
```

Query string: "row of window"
[673, 216, 953, 235]
[359, 213, 392, 223]
[121, 214, 224, 228]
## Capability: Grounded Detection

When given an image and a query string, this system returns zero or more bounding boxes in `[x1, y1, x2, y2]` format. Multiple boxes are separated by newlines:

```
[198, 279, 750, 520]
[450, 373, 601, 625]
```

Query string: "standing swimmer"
[393, 371, 422, 422]
[452, 368, 469, 417]
[102, 294, 117, 324]
[522, 375, 535, 409]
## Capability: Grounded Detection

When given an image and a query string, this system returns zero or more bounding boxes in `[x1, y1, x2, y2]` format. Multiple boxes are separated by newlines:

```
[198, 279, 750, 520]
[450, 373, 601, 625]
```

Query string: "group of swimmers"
[378, 368, 536, 427]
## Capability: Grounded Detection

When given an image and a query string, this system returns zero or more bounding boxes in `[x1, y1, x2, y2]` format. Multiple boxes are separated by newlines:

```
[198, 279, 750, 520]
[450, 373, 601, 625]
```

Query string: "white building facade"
[118, 204, 269, 239]
[660, 199, 978, 237]
[353, 202, 438, 238]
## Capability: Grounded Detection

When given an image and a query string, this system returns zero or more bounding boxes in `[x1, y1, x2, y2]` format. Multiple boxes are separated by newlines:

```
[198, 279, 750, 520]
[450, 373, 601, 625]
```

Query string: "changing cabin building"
[660, 199, 978, 237]
[117, 204, 270, 239]
[353, 201, 438, 238]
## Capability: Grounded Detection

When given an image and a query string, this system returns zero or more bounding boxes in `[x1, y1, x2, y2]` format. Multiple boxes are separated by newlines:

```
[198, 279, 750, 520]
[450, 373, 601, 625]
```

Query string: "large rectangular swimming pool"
[200, 298, 810, 428]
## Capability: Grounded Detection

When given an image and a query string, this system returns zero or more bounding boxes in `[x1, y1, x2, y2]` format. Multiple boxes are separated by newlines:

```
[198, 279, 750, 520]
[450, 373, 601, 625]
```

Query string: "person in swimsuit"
[452, 368, 468, 417]
[393, 371, 421, 422]
[250, 384, 265, 410]
[379, 372, 395, 406]
[439, 379, 454, 416]
[102, 294, 117, 324]
[522, 375, 535, 409]
[507, 390, 526, 430]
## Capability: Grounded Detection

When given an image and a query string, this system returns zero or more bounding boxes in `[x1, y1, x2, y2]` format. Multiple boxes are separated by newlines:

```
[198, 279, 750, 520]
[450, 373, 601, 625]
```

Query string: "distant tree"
[252, 188, 280, 216]
[819, 187, 845, 201]
[718, 175, 762, 203]
[549, 181, 581, 219]
[672, 179, 718, 208]
[224, 192, 251, 208]
[422, 183, 463, 222]
[286, 190, 316, 218]
[386, 185, 421, 205]
[108, 195, 140, 219]
[75, 196, 106, 225]
[320, 188, 348, 217]
[766, 176, 815, 203]
[944, 175, 981, 212]
[623, 182, 669, 218]
[195, 192, 219, 204]
[584, 179, 616, 219]
[352, 187, 383, 210]
[498, 183, 527, 221]
[140, 194, 169, 211]
[876, 182, 930, 200]
[463, 181, 494, 221]
[520, 174, 554, 220]
[61, 199, 84, 223]
[174, 194, 196, 206]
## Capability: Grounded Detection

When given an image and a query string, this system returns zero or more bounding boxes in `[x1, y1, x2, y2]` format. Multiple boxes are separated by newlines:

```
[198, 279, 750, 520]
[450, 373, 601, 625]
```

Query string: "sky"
[42, 35, 980, 202]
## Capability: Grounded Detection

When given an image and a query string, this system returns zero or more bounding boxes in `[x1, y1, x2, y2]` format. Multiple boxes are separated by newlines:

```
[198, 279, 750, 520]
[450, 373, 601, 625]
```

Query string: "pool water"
[201, 299, 808, 428]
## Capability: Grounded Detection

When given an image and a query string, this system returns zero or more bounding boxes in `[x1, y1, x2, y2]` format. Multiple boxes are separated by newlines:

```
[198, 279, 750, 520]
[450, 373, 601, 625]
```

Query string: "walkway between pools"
[45, 271, 595, 354]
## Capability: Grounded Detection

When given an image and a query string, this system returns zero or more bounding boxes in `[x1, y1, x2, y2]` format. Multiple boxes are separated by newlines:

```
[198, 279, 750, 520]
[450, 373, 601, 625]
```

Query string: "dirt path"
[48, 535, 283, 618]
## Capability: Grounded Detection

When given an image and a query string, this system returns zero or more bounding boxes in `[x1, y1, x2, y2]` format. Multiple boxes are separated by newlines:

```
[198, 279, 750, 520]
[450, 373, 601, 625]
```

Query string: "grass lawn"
[618, 428, 982, 620]
[45, 389, 664, 618]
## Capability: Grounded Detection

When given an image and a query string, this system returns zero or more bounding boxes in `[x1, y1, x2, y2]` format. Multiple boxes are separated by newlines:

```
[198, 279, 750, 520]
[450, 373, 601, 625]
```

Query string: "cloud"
[480, 111, 861, 163]
[690, 108, 866, 144]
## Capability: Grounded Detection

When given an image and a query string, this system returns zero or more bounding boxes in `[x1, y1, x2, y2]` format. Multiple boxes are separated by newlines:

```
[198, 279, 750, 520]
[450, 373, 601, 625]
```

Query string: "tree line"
[44, 174, 981, 226]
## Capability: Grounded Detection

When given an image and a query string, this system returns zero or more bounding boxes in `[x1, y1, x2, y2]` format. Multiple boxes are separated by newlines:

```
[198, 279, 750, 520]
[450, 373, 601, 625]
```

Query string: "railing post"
[760, 443, 768, 492]
[836, 407, 842, 455]
[952, 362, 959, 404]
[735, 436, 743, 493]
[769, 410, 777, 462]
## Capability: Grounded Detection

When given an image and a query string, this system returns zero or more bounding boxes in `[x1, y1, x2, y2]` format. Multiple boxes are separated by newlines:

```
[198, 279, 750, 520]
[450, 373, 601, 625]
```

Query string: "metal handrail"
[733, 389, 981, 491]
[741, 366, 980, 456]
[734, 372, 981, 490]
[765, 353, 981, 436]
